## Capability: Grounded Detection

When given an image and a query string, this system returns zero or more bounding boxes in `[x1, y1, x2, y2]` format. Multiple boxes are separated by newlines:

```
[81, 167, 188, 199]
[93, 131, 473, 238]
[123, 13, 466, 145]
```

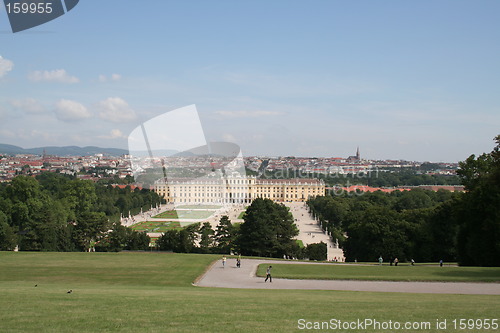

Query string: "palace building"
[153, 175, 325, 204]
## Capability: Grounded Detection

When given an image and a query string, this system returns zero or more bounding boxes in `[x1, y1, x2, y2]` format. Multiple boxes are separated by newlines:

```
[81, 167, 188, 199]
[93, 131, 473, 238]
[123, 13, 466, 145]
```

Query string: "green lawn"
[0, 252, 498, 333]
[152, 210, 179, 219]
[131, 221, 182, 232]
[175, 205, 222, 210]
[153, 210, 215, 220]
[237, 211, 246, 219]
[256, 263, 500, 283]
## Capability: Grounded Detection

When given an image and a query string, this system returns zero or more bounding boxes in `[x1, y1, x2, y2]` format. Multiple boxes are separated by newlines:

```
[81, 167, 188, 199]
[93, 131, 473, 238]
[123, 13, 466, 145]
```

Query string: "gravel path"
[285, 202, 345, 261]
[194, 259, 500, 295]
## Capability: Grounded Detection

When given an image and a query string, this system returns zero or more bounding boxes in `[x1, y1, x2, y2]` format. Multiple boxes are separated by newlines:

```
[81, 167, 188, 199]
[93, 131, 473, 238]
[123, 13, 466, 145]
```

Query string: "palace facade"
[153, 175, 325, 204]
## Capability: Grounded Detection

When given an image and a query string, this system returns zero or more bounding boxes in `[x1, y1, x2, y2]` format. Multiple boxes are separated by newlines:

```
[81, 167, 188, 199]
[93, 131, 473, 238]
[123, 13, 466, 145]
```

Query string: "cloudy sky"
[0, 1, 499, 162]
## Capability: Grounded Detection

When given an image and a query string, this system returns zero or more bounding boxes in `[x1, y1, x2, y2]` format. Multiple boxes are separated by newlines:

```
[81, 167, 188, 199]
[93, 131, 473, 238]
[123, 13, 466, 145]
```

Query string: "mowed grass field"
[175, 205, 222, 210]
[153, 210, 215, 220]
[0, 252, 498, 333]
[256, 263, 500, 283]
[131, 221, 182, 232]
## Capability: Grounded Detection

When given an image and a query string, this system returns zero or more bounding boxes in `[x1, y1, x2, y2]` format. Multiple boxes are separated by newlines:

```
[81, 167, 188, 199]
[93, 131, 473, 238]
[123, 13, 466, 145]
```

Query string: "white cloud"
[98, 73, 122, 82]
[214, 110, 285, 118]
[29, 130, 59, 142]
[0, 56, 14, 77]
[98, 129, 127, 140]
[222, 133, 236, 142]
[98, 97, 137, 122]
[10, 98, 45, 114]
[29, 69, 79, 83]
[55, 99, 91, 121]
[0, 128, 58, 142]
[110, 129, 125, 138]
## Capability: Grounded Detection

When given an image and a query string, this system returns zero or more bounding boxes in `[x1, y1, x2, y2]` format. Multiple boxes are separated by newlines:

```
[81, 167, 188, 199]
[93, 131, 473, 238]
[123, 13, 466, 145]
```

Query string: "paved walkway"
[194, 259, 500, 295]
[285, 202, 345, 261]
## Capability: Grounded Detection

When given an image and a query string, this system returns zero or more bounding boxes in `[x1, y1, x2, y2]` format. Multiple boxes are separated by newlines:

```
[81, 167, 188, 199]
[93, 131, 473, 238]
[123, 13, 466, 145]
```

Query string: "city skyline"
[0, 142, 461, 163]
[1, 1, 499, 163]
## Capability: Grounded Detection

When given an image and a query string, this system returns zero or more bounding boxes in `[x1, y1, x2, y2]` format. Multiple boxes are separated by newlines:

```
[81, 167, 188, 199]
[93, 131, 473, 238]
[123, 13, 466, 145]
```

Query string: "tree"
[36, 172, 73, 197]
[63, 180, 98, 216]
[156, 223, 199, 253]
[127, 231, 150, 251]
[456, 135, 500, 266]
[178, 223, 199, 253]
[0, 211, 16, 250]
[0, 173, 160, 252]
[237, 198, 299, 258]
[392, 189, 433, 212]
[307, 196, 348, 247]
[344, 206, 410, 262]
[103, 222, 129, 252]
[199, 222, 215, 253]
[157, 230, 180, 252]
[214, 216, 234, 254]
[7, 176, 41, 203]
[305, 242, 327, 261]
[72, 211, 110, 251]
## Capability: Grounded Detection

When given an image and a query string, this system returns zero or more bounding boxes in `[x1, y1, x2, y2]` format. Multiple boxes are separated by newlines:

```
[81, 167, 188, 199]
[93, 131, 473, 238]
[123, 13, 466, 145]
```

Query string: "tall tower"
[356, 147, 360, 160]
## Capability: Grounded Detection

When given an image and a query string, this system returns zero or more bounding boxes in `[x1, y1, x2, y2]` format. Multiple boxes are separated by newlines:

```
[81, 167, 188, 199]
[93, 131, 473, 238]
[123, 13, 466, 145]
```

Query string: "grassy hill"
[0, 252, 498, 332]
[0, 143, 128, 156]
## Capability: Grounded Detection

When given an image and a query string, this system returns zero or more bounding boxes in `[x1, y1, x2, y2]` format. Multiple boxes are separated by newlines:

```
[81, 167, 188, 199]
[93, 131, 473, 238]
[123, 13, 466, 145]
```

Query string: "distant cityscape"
[0, 144, 459, 185]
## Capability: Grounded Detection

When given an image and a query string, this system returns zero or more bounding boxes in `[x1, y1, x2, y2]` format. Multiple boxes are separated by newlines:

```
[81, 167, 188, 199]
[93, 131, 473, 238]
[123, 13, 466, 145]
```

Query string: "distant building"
[347, 147, 360, 162]
[153, 175, 325, 204]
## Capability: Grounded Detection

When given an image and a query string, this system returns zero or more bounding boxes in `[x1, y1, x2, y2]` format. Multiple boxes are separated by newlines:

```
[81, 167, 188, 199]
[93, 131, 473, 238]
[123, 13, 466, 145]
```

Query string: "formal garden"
[130, 221, 182, 233]
[152, 210, 215, 220]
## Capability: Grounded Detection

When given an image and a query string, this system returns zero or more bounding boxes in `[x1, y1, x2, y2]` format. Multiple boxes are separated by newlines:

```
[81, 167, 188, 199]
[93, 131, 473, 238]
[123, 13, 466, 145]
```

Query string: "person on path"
[222, 256, 227, 268]
[394, 258, 399, 266]
[264, 266, 272, 283]
[411, 259, 415, 266]
[378, 256, 383, 265]
[439, 259, 443, 267]
[236, 255, 241, 268]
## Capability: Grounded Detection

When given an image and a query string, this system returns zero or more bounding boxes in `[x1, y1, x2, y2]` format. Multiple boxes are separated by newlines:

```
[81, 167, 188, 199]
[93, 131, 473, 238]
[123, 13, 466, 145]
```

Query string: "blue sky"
[0, 0, 499, 162]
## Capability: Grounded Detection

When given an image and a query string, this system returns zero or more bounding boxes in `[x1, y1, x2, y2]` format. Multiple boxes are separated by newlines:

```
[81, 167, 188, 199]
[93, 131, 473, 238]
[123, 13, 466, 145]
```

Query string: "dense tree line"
[455, 135, 500, 266]
[0, 172, 158, 252]
[156, 216, 236, 254]
[307, 189, 460, 263]
[307, 135, 500, 266]
[260, 168, 459, 187]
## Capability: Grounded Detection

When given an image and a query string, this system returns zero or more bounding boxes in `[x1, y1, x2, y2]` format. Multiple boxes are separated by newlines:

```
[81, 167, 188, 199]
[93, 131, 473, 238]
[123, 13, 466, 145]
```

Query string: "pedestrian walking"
[222, 256, 226, 268]
[439, 259, 443, 267]
[378, 256, 383, 265]
[411, 259, 415, 266]
[264, 266, 272, 282]
[394, 258, 399, 266]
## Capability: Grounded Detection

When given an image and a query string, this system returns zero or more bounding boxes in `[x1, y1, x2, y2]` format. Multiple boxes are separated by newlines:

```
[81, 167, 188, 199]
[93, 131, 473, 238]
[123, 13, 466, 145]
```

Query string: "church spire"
[356, 146, 360, 160]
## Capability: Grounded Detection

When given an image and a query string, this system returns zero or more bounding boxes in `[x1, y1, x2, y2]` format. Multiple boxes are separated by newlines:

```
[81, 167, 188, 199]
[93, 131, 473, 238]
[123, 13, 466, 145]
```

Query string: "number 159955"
[452, 319, 498, 330]
[6, 2, 53, 14]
